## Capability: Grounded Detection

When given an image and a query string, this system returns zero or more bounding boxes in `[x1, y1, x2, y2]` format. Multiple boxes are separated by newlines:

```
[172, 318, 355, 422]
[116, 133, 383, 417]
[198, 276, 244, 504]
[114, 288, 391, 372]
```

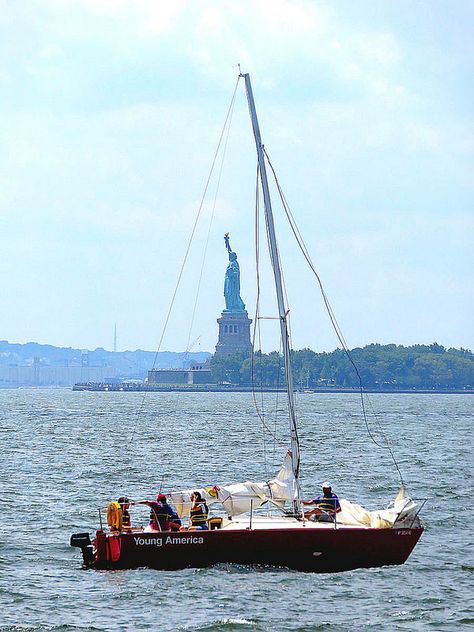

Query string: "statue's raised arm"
[223, 233, 246, 312]
[224, 232, 232, 256]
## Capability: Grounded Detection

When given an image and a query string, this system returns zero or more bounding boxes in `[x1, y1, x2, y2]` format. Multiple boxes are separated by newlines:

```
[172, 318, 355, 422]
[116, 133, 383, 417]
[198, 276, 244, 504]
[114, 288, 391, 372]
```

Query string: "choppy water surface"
[1, 389, 472, 631]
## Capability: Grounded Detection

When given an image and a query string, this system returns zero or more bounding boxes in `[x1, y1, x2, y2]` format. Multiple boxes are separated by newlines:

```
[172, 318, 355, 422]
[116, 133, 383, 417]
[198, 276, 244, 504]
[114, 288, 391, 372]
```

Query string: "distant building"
[0, 365, 118, 387]
[147, 364, 214, 385]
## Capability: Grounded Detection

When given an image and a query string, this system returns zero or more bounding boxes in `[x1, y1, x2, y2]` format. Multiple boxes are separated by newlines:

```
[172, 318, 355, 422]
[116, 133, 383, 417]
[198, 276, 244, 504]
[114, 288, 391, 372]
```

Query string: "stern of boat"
[70, 532, 95, 567]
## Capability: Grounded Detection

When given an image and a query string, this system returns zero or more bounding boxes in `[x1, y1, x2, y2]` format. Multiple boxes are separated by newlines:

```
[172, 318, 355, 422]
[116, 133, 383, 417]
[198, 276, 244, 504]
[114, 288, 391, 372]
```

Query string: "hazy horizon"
[1, 337, 471, 357]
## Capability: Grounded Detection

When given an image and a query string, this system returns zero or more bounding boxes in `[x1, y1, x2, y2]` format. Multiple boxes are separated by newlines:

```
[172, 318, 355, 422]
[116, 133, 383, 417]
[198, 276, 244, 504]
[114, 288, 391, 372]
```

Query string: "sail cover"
[170, 451, 298, 518]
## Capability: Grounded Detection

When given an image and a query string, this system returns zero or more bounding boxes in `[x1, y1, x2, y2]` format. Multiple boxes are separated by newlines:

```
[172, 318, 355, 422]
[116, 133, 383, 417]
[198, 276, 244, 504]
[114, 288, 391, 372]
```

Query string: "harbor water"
[1, 389, 472, 631]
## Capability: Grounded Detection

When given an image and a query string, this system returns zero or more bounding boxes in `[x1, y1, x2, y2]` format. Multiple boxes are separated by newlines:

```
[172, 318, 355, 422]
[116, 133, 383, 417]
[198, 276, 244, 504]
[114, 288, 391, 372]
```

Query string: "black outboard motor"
[70, 532, 95, 567]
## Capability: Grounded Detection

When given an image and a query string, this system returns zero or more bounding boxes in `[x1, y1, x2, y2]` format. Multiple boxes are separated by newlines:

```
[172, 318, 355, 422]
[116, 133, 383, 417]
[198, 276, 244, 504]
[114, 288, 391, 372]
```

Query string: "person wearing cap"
[139, 493, 181, 532]
[157, 493, 181, 531]
[303, 482, 341, 522]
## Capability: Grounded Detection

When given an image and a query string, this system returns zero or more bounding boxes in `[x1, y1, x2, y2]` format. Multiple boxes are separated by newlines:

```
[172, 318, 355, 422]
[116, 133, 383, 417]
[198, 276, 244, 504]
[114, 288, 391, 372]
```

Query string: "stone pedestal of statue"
[215, 310, 252, 357]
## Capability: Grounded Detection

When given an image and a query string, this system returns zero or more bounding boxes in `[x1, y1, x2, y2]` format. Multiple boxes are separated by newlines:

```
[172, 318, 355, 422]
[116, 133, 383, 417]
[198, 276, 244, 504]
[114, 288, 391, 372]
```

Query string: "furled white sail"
[170, 451, 298, 518]
[336, 487, 421, 528]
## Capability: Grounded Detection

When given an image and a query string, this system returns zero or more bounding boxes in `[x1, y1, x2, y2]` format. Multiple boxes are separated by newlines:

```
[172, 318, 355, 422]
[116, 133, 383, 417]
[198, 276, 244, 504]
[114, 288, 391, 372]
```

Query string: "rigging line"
[251, 163, 262, 412]
[265, 150, 404, 485]
[268, 157, 388, 446]
[253, 165, 268, 476]
[258, 312, 269, 478]
[251, 161, 286, 448]
[259, 177, 302, 466]
[175, 76, 239, 428]
[263, 148, 405, 486]
[363, 391, 402, 460]
[127, 74, 242, 446]
[255, 188, 280, 469]
[176, 93, 237, 413]
[252, 169, 276, 456]
[272, 336, 283, 468]
[279, 256, 299, 422]
[251, 162, 265, 424]
[252, 162, 302, 476]
[184, 80, 239, 355]
[258, 324, 269, 478]
[176, 85, 237, 413]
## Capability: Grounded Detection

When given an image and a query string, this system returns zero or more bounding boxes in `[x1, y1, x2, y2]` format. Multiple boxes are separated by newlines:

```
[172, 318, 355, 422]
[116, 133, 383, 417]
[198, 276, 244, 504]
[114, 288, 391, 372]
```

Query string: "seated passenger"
[188, 491, 209, 531]
[139, 493, 181, 532]
[156, 493, 181, 531]
[117, 496, 131, 530]
[303, 482, 341, 522]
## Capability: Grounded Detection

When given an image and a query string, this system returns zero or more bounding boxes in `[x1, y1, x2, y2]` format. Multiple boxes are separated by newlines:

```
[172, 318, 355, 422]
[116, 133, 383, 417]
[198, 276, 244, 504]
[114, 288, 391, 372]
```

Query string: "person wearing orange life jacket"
[188, 491, 209, 531]
[107, 496, 132, 531]
[303, 482, 341, 522]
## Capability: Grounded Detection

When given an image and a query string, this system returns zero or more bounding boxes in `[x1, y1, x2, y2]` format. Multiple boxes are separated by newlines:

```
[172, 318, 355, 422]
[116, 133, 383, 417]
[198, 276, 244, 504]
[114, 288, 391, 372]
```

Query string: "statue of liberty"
[223, 233, 246, 312]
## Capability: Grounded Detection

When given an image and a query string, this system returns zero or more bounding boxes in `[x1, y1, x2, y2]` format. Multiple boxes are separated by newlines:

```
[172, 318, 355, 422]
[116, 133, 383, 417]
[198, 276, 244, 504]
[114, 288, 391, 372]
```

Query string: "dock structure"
[147, 365, 213, 386]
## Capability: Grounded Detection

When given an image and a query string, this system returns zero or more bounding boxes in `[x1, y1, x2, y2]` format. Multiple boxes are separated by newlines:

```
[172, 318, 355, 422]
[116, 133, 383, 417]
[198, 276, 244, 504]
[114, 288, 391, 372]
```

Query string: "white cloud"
[67, 0, 186, 34]
[367, 79, 410, 108]
[0, 0, 471, 349]
[255, 0, 325, 35]
[353, 32, 402, 66]
[405, 122, 441, 151]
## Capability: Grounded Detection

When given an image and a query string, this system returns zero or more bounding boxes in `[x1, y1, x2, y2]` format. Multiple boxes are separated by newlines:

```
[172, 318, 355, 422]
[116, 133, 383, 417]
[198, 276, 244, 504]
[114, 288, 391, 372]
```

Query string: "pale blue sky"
[1, 0, 473, 353]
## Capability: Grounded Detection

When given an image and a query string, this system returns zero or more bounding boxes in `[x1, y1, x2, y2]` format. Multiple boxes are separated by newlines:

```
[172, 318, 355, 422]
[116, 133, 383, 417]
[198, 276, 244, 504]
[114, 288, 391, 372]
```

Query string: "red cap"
[157, 493, 166, 501]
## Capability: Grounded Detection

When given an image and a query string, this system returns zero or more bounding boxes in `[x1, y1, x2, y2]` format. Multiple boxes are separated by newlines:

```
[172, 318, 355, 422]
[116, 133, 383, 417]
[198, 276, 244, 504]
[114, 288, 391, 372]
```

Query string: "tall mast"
[241, 73, 301, 497]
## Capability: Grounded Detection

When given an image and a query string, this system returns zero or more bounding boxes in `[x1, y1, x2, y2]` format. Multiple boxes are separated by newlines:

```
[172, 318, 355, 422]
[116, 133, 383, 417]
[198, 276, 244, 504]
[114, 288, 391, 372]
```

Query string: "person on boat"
[140, 493, 181, 532]
[156, 493, 181, 531]
[303, 482, 341, 522]
[187, 491, 209, 531]
[117, 496, 131, 530]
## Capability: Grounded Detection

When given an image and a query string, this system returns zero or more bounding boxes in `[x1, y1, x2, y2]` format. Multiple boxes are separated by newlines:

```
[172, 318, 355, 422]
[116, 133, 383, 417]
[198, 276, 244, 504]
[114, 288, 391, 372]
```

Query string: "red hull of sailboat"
[92, 526, 423, 572]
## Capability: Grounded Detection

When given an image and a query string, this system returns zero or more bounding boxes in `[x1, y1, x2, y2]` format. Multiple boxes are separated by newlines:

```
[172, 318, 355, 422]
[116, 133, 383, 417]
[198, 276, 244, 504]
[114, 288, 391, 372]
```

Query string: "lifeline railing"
[98, 496, 427, 533]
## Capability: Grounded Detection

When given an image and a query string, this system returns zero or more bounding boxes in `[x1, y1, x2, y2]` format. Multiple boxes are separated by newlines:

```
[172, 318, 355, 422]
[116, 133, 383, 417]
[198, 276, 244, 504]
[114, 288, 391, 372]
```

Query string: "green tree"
[209, 344, 474, 389]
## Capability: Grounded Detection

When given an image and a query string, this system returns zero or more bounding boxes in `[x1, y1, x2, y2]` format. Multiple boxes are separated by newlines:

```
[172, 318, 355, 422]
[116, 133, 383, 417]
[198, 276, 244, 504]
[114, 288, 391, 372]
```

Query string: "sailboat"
[71, 73, 424, 572]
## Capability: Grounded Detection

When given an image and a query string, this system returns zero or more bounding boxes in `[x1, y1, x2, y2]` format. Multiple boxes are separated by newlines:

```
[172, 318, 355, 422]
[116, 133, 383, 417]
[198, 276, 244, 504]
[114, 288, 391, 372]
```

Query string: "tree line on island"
[209, 343, 474, 390]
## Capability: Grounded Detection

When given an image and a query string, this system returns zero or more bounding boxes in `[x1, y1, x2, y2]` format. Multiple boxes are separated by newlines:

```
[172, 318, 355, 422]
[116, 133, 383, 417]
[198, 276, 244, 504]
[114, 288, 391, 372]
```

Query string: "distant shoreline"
[69, 383, 474, 395]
